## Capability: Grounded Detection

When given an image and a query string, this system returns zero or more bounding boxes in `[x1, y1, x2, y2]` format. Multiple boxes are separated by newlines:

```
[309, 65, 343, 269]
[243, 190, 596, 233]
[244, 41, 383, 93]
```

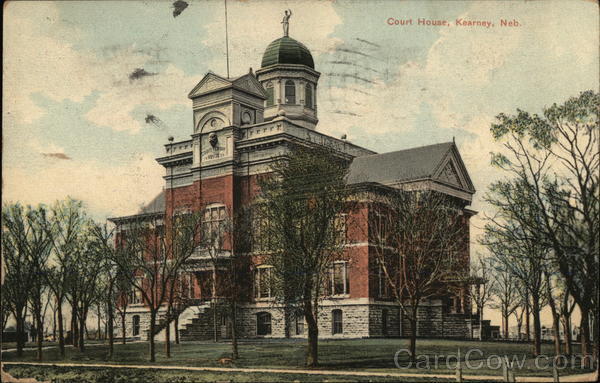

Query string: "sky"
[3, 0, 598, 328]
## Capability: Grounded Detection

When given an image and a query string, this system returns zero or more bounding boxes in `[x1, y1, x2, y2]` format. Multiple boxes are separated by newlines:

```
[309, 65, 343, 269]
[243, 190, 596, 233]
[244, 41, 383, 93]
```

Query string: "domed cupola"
[255, 10, 321, 130]
[261, 36, 315, 69]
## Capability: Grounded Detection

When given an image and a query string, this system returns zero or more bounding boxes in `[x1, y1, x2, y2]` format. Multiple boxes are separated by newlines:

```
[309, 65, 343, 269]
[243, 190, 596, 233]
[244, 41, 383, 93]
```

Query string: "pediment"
[233, 74, 267, 99]
[432, 145, 475, 193]
[188, 73, 232, 99]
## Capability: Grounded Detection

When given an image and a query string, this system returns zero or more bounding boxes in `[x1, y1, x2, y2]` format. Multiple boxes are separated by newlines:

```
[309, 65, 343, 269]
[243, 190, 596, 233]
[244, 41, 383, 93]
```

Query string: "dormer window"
[285, 80, 296, 104]
[305, 83, 313, 109]
[265, 82, 274, 106]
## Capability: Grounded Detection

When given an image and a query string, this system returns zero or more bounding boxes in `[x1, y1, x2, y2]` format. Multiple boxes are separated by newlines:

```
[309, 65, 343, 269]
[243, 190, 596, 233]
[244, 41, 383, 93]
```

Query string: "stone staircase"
[147, 298, 206, 339]
[179, 304, 220, 341]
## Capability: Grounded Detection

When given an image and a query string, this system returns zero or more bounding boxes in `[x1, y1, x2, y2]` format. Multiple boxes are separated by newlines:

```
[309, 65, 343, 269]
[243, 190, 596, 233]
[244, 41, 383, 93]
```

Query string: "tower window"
[265, 82, 274, 106]
[305, 83, 313, 109]
[285, 80, 296, 104]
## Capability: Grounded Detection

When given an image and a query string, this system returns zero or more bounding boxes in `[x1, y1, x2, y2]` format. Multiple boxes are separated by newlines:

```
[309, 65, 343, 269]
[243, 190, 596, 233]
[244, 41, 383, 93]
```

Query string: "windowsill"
[255, 297, 274, 302]
[329, 294, 350, 299]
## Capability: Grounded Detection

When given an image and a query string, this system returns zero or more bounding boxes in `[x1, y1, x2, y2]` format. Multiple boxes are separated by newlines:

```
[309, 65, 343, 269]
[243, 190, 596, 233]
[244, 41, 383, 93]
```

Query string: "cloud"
[42, 153, 72, 160]
[129, 68, 157, 81]
[3, 2, 201, 133]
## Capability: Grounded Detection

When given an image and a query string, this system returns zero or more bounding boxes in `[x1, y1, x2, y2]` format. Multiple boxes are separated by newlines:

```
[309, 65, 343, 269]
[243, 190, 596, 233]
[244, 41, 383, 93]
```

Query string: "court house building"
[110, 20, 497, 342]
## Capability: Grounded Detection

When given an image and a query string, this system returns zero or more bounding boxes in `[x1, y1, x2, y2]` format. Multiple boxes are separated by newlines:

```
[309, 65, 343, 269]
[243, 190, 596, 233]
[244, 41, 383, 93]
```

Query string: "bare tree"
[259, 145, 350, 367]
[44, 198, 89, 357]
[483, 218, 548, 356]
[110, 211, 202, 362]
[90, 223, 124, 358]
[488, 90, 599, 364]
[488, 257, 520, 339]
[372, 189, 468, 362]
[197, 206, 253, 359]
[3, 204, 53, 360]
[1, 218, 33, 358]
[470, 254, 497, 340]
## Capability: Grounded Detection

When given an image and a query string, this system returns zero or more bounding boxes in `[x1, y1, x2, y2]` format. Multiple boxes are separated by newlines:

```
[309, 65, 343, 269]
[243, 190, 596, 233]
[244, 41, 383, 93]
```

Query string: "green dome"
[261, 37, 314, 69]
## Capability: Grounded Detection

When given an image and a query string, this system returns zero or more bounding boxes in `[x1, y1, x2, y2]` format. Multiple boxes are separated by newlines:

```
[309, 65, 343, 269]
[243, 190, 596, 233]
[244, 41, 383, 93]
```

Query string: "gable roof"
[188, 71, 266, 99]
[347, 142, 475, 193]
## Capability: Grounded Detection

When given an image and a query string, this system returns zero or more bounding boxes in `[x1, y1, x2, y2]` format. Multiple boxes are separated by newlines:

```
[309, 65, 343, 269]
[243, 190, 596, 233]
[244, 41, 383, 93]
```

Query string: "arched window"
[265, 82, 274, 106]
[285, 80, 296, 104]
[382, 309, 389, 336]
[132, 315, 140, 336]
[256, 312, 272, 335]
[332, 309, 343, 334]
[305, 83, 313, 109]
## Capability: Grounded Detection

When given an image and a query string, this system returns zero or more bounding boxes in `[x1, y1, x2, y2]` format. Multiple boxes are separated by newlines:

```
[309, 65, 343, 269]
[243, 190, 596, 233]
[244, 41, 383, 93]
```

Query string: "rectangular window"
[334, 214, 347, 245]
[331, 262, 349, 295]
[332, 310, 343, 335]
[266, 87, 274, 106]
[257, 312, 272, 335]
[202, 205, 226, 246]
[254, 267, 272, 299]
[378, 264, 390, 298]
[295, 314, 304, 335]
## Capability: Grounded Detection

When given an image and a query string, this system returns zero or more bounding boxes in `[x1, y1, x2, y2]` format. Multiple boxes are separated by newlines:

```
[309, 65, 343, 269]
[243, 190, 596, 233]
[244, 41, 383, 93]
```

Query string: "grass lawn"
[2, 338, 593, 378]
[4, 364, 462, 383]
[1, 339, 107, 350]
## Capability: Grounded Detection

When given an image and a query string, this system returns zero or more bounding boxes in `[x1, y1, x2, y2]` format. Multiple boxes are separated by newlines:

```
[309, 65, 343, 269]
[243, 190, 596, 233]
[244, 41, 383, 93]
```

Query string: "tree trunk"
[212, 267, 218, 343]
[304, 300, 319, 367]
[15, 313, 25, 357]
[174, 316, 180, 344]
[149, 309, 157, 362]
[78, 308, 86, 353]
[503, 311, 510, 339]
[121, 313, 126, 344]
[408, 305, 419, 363]
[479, 305, 484, 341]
[562, 314, 572, 356]
[580, 307, 591, 368]
[231, 301, 238, 359]
[71, 305, 79, 347]
[525, 295, 531, 342]
[35, 310, 43, 361]
[532, 297, 542, 356]
[97, 304, 102, 341]
[165, 313, 171, 358]
[52, 304, 57, 341]
[57, 299, 65, 357]
[107, 299, 114, 359]
[212, 300, 218, 343]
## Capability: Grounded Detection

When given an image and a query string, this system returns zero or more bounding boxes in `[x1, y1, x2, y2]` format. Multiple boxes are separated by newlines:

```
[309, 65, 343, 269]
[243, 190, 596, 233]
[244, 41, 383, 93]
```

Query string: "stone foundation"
[114, 299, 480, 341]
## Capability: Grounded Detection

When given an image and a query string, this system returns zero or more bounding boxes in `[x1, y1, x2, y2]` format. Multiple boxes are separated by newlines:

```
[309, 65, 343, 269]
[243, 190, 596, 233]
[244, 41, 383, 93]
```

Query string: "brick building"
[110, 29, 492, 341]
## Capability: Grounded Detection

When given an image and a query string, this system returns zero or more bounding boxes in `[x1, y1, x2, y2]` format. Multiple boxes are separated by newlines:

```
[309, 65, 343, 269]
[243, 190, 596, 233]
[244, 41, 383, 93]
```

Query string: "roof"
[347, 142, 471, 188]
[261, 36, 314, 69]
[138, 190, 165, 214]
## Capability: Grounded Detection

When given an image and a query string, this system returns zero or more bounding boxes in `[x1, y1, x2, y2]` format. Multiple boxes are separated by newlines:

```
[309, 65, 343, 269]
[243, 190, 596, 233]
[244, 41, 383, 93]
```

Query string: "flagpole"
[224, 0, 230, 78]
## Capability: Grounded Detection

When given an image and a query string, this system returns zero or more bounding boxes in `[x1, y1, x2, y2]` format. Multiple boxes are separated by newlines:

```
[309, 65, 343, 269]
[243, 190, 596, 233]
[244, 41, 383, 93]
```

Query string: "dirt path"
[2, 361, 598, 382]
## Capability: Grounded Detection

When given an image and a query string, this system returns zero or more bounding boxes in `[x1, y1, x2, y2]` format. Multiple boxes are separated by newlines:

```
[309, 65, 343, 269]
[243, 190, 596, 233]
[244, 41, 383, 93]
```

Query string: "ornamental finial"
[281, 9, 292, 37]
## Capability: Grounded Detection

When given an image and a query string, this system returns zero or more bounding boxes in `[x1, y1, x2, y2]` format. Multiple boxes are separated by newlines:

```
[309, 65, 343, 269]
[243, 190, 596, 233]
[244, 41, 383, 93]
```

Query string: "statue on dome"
[282, 9, 292, 37]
